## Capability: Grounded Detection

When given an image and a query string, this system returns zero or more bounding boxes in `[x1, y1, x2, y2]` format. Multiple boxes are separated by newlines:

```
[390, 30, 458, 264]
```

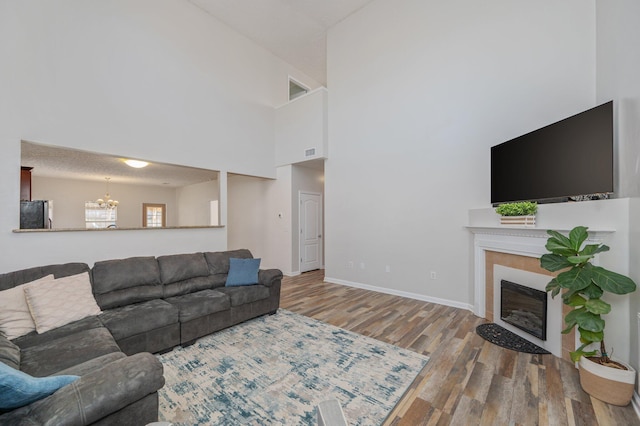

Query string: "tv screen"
[491, 101, 613, 205]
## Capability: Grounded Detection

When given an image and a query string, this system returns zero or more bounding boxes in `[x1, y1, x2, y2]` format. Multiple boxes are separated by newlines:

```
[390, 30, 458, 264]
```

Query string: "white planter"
[499, 215, 536, 227]
[578, 356, 636, 406]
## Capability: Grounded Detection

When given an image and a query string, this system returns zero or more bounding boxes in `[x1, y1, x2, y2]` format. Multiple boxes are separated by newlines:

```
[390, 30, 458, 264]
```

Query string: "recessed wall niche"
[20, 141, 221, 230]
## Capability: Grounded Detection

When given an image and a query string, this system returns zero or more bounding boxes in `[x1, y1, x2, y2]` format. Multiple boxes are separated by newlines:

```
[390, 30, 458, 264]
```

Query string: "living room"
[1, 0, 640, 423]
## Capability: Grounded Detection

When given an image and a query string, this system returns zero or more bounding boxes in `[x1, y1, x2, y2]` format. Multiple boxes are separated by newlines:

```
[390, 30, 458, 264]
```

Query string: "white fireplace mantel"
[466, 226, 614, 317]
[466, 199, 634, 364]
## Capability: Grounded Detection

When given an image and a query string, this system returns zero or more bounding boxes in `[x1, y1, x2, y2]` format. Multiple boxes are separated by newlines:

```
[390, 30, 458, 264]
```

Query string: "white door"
[300, 192, 322, 272]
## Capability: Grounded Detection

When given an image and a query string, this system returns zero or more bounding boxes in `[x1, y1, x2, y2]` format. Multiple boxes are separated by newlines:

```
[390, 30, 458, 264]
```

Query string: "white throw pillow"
[24, 272, 102, 334]
[0, 275, 54, 340]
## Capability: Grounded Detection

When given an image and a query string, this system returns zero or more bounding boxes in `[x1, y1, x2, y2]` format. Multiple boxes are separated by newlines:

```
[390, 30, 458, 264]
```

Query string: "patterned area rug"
[157, 309, 429, 425]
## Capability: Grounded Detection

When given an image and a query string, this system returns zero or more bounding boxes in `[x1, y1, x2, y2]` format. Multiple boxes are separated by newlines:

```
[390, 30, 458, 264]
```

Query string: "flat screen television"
[491, 101, 613, 205]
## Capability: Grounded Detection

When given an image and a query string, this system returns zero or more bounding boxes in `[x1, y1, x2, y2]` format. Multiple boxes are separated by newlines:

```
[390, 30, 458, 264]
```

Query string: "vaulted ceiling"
[25, 1, 372, 186]
[187, 0, 376, 85]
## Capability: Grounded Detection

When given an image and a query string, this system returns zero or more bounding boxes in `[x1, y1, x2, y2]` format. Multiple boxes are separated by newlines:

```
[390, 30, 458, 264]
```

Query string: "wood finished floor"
[280, 270, 639, 426]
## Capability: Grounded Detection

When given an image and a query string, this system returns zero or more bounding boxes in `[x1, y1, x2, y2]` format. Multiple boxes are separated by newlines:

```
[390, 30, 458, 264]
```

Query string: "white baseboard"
[284, 271, 301, 277]
[324, 276, 474, 312]
[632, 390, 640, 419]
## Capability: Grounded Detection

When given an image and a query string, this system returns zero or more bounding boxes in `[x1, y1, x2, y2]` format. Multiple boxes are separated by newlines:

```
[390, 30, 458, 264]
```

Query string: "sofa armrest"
[258, 269, 283, 287]
[0, 352, 164, 426]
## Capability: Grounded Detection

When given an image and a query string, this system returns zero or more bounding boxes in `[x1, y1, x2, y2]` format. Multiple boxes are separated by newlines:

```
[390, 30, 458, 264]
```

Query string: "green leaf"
[556, 267, 592, 291]
[547, 230, 572, 248]
[569, 226, 589, 251]
[570, 351, 582, 363]
[561, 323, 576, 334]
[571, 343, 599, 362]
[591, 266, 637, 295]
[545, 239, 576, 257]
[567, 255, 594, 265]
[581, 283, 604, 299]
[564, 308, 584, 327]
[545, 279, 561, 298]
[540, 254, 573, 272]
[580, 244, 609, 257]
[584, 298, 611, 315]
[561, 289, 575, 305]
[495, 202, 538, 216]
[578, 327, 604, 343]
[575, 311, 604, 332]
[566, 294, 587, 307]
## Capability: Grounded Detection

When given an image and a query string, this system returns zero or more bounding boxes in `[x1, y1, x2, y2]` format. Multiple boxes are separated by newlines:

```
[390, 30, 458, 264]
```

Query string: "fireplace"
[500, 280, 547, 341]
[492, 264, 562, 358]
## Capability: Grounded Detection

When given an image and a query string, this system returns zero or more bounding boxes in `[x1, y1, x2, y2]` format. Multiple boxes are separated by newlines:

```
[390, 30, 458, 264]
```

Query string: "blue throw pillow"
[225, 258, 261, 287]
[0, 362, 79, 411]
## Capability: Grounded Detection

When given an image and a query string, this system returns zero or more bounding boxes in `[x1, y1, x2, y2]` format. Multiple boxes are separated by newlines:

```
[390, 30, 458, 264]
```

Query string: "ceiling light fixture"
[96, 177, 119, 209]
[124, 159, 149, 168]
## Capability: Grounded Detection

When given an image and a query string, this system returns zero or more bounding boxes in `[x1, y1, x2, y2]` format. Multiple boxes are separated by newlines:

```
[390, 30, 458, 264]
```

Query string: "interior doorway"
[299, 191, 323, 272]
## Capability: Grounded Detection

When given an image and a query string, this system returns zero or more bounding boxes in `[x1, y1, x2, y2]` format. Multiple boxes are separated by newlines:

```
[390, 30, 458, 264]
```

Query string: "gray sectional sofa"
[0, 249, 283, 425]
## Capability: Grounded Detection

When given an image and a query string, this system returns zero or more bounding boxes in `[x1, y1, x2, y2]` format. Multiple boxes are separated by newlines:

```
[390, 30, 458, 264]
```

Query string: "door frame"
[298, 191, 323, 273]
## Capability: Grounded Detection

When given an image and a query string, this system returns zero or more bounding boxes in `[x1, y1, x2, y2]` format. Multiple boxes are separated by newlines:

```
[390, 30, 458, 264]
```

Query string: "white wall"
[176, 180, 219, 226]
[325, 0, 595, 304]
[275, 89, 328, 166]
[595, 0, 640, 373]
[0, 0, 319, 272]
[227, 169, 292, 273]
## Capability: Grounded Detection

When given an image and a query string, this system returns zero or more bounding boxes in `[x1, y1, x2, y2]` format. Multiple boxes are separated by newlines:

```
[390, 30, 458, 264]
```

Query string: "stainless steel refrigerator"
[20, 200, 52, 229]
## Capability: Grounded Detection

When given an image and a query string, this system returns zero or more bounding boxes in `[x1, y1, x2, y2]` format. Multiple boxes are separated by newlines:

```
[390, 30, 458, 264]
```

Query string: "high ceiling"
[23, 2, 355, 186]
[188, 0, 376, 85]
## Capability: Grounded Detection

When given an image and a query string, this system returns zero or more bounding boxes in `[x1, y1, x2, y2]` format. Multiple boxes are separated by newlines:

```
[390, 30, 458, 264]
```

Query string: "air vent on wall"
[304, 148, 316, 157]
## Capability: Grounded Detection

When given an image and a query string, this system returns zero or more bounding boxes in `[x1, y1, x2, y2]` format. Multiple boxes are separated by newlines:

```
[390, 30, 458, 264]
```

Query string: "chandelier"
[96, 177, 119, 209]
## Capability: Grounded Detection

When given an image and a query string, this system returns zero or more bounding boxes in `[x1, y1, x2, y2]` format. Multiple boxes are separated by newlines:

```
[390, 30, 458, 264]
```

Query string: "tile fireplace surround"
[467, 198, 633, 363]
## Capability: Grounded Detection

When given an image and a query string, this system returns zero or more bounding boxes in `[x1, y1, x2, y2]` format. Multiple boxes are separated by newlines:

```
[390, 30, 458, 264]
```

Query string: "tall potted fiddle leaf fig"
[540, 226, 637, 406]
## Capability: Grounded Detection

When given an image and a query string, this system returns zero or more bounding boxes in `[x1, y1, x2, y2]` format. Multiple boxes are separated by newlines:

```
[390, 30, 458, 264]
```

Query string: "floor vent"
[305, 148, 316, 157]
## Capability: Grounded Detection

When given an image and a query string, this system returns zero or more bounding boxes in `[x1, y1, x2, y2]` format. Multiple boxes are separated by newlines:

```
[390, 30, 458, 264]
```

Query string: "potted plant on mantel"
[541, 226, 637, 406]
[495, 201, 538, 227]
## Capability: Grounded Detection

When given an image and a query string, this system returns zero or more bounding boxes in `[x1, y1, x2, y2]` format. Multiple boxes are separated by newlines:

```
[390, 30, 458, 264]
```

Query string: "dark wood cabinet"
[20, 167, 32, 201]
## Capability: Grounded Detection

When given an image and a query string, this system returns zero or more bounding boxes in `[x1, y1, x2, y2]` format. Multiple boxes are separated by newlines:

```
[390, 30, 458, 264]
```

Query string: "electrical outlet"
[359, 262, 365, 270]
[385, 265, 391, 273]
[348, 261, 354, 269]
[430, 271, 437, 280]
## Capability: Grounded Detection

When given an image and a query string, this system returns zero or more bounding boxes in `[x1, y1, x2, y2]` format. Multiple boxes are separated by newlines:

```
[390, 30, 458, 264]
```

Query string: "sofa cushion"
[24, 272, 102, 334]
[54, 352, 126, 376]
[0, 362, 78, 411]
[0, 263, 90, 292]
[92, 256, 164, 310]
[226, 258, 260, 287]
[92, 256, 161, 294]
[163, 276, 218, 299]
[99, 299, 179, 341]
[216, 285, 270, 307]
[166, 290, 231, 322]
[0, 353, 164, 426]
[12, 316, 104, 351]
[0, 335, 20, 370]
[20, 327, 120, 377]
[204, 249, 253, 275]
[94, 286, 165, 311]
[0, 275, 54, 340]
[157, 253, 210, 284]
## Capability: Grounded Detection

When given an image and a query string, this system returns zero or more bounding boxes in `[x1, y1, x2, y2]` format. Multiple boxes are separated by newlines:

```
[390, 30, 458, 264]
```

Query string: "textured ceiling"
[188, 0, 376, 85]
[21, 141, 218, 188]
